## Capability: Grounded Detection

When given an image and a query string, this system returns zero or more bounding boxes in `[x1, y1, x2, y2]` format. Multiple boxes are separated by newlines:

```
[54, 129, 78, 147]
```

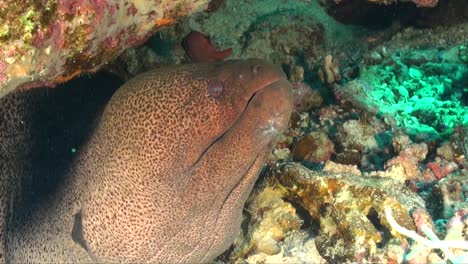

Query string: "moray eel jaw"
[73, 60, 292, 263]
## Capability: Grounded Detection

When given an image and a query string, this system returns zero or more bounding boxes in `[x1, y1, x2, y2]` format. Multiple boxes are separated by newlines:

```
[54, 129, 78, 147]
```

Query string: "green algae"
[0, 25, 9, 40]
[359, 46, 468, 139]
[20, 10, 36, 33]
[0, 0, 56, 47]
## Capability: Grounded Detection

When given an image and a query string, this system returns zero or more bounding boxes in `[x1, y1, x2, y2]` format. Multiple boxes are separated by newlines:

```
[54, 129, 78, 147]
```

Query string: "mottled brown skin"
[5, 59, 293, 263]
[0, 90, 42, 263]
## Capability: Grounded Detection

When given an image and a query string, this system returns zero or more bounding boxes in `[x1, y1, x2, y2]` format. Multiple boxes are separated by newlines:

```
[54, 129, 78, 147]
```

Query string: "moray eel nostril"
[5, 59, 293, 263]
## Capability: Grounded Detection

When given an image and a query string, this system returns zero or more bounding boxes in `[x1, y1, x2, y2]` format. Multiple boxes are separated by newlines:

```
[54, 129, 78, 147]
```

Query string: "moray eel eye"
[208, 79, 224, 98]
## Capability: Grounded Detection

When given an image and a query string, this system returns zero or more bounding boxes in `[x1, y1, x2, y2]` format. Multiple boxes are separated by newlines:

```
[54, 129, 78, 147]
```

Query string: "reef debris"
[278, 162, 426, 263]
[229, 185, 304, 260]
[292, 81, 323, 112]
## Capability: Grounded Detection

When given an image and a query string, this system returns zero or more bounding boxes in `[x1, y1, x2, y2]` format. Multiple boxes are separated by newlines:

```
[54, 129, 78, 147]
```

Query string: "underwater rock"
[240, 13, 326, 69]
[105, 45, 166, 81]
[293, 131, 335, 163]
[426, 158, 460, 179]
[389, 0, 439, 8]
[278, 162, 426, 263]
[155, 0, 331, 75]
[0, 0, 210, 99]
[333, 79, 382, 116]
[323, 160, 362, 176]
[323, 0, 438, 28]
[437, 142, 457, 161]
[230, 185, 303, 260]
[292, 82, 323, 112]
[385, 154, 421, 181]
[337, 119, 380, 152]
[450, 126, 468, 161]
[431, 171, 468, 219]
[384, 135, 428, 181]
[232, 229, 327, 263]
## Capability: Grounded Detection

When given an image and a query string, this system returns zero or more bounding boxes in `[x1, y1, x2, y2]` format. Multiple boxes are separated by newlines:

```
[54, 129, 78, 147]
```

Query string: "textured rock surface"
[278, 162, 426, 263]
[0, 0, 210, 99]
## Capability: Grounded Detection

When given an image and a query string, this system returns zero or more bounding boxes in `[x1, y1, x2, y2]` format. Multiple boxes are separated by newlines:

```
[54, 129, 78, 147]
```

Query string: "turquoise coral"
[336, 45, 468, 140]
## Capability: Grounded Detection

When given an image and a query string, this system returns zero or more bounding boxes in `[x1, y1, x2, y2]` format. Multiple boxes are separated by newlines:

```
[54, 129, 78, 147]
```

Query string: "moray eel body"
[4, 59, 293, 263]
[0, 91, 42, 263]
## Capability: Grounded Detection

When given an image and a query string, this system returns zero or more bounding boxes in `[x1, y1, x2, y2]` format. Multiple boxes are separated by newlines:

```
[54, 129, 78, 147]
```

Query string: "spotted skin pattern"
[3, 59, 293, 263]
[0, 91, 39, 263]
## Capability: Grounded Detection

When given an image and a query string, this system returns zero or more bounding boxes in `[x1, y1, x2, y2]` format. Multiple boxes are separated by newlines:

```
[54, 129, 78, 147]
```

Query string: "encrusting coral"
[279, 163, 426, 262]
[0, 0, 210, 99]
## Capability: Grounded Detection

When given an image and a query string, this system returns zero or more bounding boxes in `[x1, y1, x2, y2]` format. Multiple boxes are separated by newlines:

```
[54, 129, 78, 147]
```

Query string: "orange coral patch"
[155, 18, 175, 28]
[55, 69, 81, 83]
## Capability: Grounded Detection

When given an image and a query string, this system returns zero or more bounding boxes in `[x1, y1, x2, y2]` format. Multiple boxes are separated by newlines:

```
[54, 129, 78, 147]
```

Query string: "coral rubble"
[335, 44, 468, 140]
[278, 162, 425, 263]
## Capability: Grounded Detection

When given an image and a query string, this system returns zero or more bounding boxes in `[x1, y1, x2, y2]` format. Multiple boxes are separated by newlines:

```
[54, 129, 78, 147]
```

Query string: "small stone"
[257, 237, 281, 255]
[437, 142, 455, 161]
[293, 131, 335, 163]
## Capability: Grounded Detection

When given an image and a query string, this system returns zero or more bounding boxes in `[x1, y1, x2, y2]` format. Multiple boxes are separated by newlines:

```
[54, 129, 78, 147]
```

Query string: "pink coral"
[412, 0, 438, 7]
[426, 161, 459, 179]
[57, 0, 85, 16]
[0, 61, 6, 85]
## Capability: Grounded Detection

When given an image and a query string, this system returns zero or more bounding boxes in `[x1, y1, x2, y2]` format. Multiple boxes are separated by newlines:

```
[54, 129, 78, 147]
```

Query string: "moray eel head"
[74, 59, 293, 263]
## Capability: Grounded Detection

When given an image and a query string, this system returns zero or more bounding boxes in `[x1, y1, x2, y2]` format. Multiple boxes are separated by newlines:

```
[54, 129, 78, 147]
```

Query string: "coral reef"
[229, 159, 465, 263]
[336, 45, 468, 140]
[386, 206, 468, 263]
[229, 185, 303, 260]
[232, 229, 327, 263]
[0, 0, 210, 98]
[278, 162, 426, 263]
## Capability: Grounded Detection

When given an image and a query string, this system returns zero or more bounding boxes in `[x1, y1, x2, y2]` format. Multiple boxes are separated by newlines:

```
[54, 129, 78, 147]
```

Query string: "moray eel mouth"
[237, 76, 293, 146]
[232, 75, 293, 171]
[193, 75, 292, 170]
[200, 76, 293, 262]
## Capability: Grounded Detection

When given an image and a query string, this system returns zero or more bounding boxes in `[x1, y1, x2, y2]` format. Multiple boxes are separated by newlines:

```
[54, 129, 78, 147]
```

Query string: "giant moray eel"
[3, 59, 293, 262]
